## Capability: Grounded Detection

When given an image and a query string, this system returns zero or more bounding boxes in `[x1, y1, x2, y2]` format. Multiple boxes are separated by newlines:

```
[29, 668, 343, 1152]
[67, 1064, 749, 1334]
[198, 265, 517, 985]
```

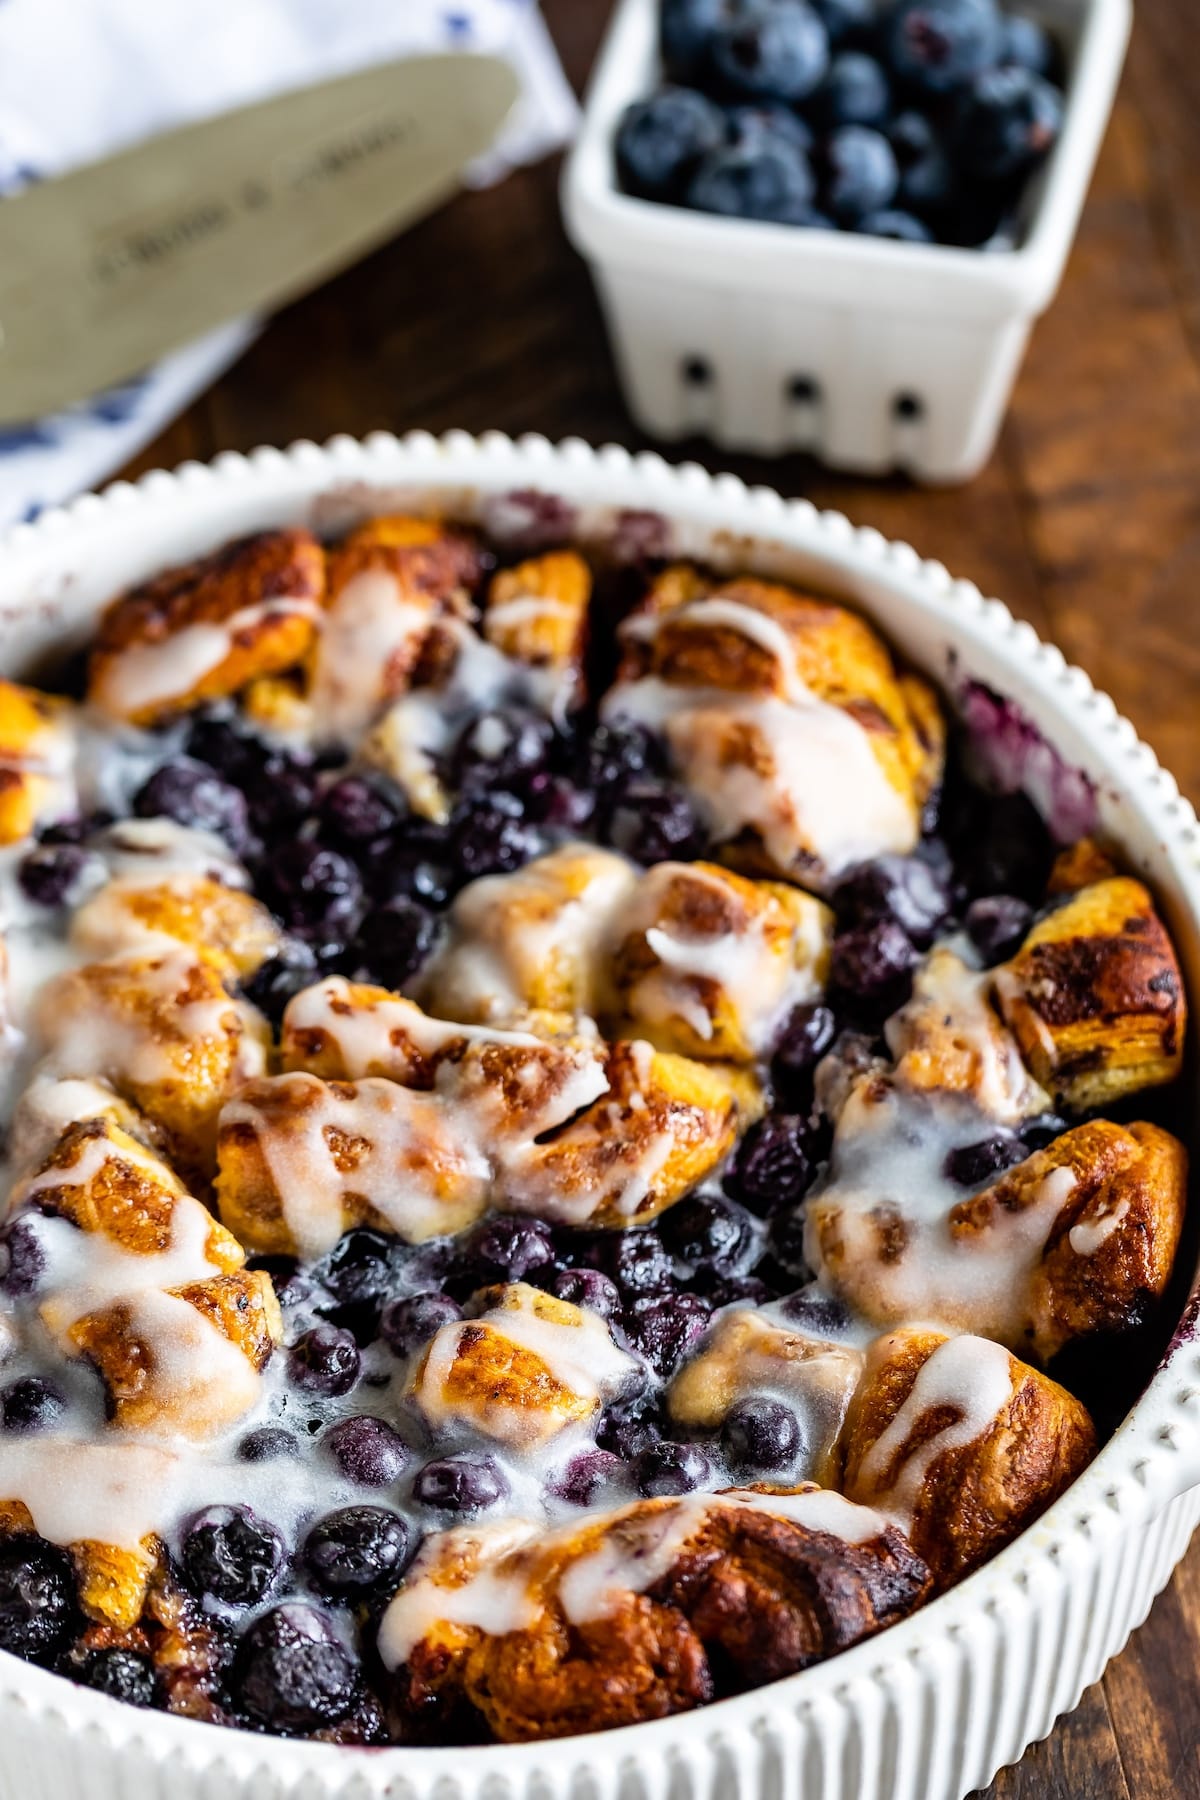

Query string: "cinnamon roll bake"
[0, 520, 1186, 1744]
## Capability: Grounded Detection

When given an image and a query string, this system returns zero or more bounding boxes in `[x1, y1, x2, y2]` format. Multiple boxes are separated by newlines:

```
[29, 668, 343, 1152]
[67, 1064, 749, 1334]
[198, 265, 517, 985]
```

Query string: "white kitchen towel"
[0, 0, 578, 528]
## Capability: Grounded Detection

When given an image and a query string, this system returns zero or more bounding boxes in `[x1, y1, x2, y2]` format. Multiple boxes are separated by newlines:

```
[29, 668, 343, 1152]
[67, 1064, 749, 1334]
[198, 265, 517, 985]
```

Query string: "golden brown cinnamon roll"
[481, 550, 591, 709]
[0, 678, 76, 844]
[70, 875, 281, 981]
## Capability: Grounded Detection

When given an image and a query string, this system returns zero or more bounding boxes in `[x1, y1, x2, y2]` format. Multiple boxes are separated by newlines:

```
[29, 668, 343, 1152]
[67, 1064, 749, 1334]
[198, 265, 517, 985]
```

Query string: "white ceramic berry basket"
[0, 429, 1198, 1800]
[562, 0, 1131, 483]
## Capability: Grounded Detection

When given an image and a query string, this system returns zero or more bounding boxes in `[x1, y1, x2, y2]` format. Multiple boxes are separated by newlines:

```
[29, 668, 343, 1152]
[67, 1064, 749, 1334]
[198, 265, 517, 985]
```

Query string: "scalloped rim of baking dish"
[0, 429, 1197, 1796]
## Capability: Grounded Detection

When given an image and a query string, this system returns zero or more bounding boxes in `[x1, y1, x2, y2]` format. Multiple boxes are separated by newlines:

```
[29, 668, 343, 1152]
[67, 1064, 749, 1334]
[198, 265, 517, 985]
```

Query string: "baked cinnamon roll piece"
[607, 860, 833, 1062]
[481, 550, 591, 712]
[381, 1487, 930, 1743]
[994, 876, 1186, 1110]
[0, 678, 76, 844]
[601, 568, 944, 892]
[839, 1327, 1095, 1588]
[0, 1497, 162, 1634]
[71, 875, 281, 981]
[87, 530, 326, 725]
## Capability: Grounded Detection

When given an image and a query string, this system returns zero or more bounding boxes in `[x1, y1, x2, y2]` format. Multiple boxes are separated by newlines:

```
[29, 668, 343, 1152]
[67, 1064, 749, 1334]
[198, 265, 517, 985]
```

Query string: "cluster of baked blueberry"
[616, 0, 1065, 246]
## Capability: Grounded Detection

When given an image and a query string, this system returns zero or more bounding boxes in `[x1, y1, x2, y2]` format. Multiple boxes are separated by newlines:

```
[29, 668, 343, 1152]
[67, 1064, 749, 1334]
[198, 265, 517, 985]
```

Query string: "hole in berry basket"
[893, 392, 924, 422]
[784, 374, 823, 452]
[681, 355, 712, 388]
[788, 376, 819, 404]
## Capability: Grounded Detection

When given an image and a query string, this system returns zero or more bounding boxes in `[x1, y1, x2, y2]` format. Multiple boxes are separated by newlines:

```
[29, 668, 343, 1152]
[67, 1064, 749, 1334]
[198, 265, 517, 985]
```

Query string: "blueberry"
[771, 1001, 836, 1094]
[779, 1288, 853, 1334]
[412, 1455, 509, 1515]
[661, 0, 729, 81]
[452, 800, 542, 881]
[0, 1217, 46, 1296]
[39, 809, 112, 847]
[956, 791, 1052, 901]
[74, 1646, 156, 1707]
[18, 843, 92, 908]
[303, 1506, 411, 1598]
[186, 714, 262, 785]
[247, 754, 320, 834]
[615, 86, 728, 202]
[1001, 12, 1058, 77]
[462, 1215, 556, 1284]
[888, 0, 1003, 93]
[320, 776, 402, 845]
[965, 893, 1033, 963]
[722, 1396, 803, 1471]
[233, 1603, 358, 1733]
[0, 1535, 76, 1659]
[694, 1269, 774, 1307]
[586, 1228, 673, 1295]
[816, 51, 891, 126]
[1, 1375, 65, 1434]
[660, 1193, 756, 1272]
[821, 124, 899, 223]
[182, 1505, 284, 1608]
[132, 761, 252, 855]
[316, 1230, 398, 1312]
[687, 137, 817, 222]
[523, 773, 596, 831]
[597, 1394, 665, 1460]
[452, 707, 557, 795]
[581, 721, 663, 795]
[324, 1416, 411, 1488]
[727, 103, 815, 155]
[766, 1201, 811, 1273]
[549, 1449, 628, 1508]
[711, 1, 830, 103]
[835, 853, 952, 946]
[604, 779, 705, 864]
[249, 1254, 318, 1313]
[367, 844, 454, 910]
[943, 1133, 1026, 1188]
[636, 1440, 714, 1497]
[351, 897, 439, 992]
[242, 937, 320, 1028]
[860, 207, 933, 240]
[380, 1292, 463, 1359]
[956, 65, 1064, 180]
[724, 1114, 814, 1213]
[237, 1426, 302, 1463]
[289, 1324, 361, 1397]
[1020, 1112, 1068, 1154]
[551, 1267, 623, 1320]
[812, 0, 874, 42]
[829, 919, 919, 1014]
[268, 842, 363, 937]
[624, 1290, 713, 1376]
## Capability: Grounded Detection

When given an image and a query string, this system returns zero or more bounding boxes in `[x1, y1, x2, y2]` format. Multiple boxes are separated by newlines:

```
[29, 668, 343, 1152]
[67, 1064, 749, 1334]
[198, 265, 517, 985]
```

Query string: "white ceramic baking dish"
[0, 430, 1197, 1800]
[562, 0, 1131, 482]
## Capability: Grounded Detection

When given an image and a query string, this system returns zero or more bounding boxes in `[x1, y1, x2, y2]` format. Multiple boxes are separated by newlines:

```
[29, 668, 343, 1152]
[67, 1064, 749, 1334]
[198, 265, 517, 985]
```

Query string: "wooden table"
[119, 3, 1200, 1792]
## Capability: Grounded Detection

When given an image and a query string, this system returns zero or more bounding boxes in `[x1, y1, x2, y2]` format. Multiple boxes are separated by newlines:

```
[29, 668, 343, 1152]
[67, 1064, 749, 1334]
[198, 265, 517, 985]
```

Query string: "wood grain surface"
[115, 3, 1200, 1792]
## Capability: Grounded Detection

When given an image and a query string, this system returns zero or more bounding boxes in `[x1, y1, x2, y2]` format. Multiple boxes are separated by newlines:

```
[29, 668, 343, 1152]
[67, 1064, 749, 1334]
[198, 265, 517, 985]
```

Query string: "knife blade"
[0, 52, 520, 425]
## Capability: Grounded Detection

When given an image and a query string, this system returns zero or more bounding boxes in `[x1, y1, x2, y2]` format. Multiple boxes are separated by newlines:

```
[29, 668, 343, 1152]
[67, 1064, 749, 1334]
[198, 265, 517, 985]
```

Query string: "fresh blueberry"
[835, 853, 952, 945]
[615, 86, 728, 202]
[462, 1215, 556, 1284]
[132, 761, 252, 855]
[661, 0, 729, 80]
[0, 1376, 65, 1434]
[0, 1535, 76, 1659]
[889, 110, 958, 220]
[323, 1416, 411, 1488]
[0, 1218, 46, 1296]
[1001, 11, 1058, 77]
[452, 799, 542, 881]
[412, 1455, 509, 1515]
[237, 1426, 302, 1463]
[956, 65, 1064, 180]
[74, 1646, 156, 1707]
[727, 103, 815, 155]
[303, 1506, 411, 1598]
[771, 1001, 837, 1094]
[711, 1, 830, 103]
[380, 1292, 463, 1359]
[585, 1228, 673, 1295]
[604, 779, 706, 864]
[452, 706, 557, 795]
[242, 937, 320, 1028]
[289, 1324, 361, 1397]
[816, 51, 891, 126]
[887, 0, 1003, 93]
[965, 893, 1033, 963]
[687, 138, 816, 222]
[722, 1396, 803, 1471]
[829, 919, 919, 1014]
[636, 1440, 714, 1497]
[942, 1133, 1026, 1187]
[183, 1505, 284, 1608]
[552, 1267, 623, 1320]
[624, 1290, 713, 1376]
[268, 842, 363, 937]
[320, 775, 402, 845]
[860, 207, 934, 239]
[724, 1114, 814, 1213]
[1020, 1112, 1068, 1154]
[549, 1449, 628, 1508]
[581, 721, 664, 795]
[233, 1604, 358, 1733]
[820, 125, 899, 223]
[18, 843, 92, 908]
[660, 1193, 756, 1272]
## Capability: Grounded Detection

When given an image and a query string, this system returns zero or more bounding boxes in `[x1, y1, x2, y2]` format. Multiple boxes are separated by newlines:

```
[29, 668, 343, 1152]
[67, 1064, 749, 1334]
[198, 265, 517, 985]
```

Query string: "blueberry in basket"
[619, 0, 1066, 246]
[0, 506, 1189, 1753]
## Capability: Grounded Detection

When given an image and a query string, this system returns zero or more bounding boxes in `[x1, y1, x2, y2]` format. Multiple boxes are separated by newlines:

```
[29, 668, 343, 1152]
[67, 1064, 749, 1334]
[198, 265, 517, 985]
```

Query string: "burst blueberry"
[624, 1290, 713, 1377]
[660, 1193, 756, 1272]
[604, 779, 705, 864]
[549, 1449, 628, 1508]
[943, 1133, 1026, 1187]
[182, 1505, 284, 1608]
[771, 1000, 837, 1095]
[835, 852, 952, 945]
[289, 1324, 361, 1396]
[303, 1506, 412, 1598]
[412, 1455, 509, 1515]
[636, 1440, 714, 1497]
[233, 1604, 358, 1733]
[18, 843, 93, 908]
[0, 1217, 46, 1296]
[829, 918, 918, 1014]
[269, 841, 363, 936]
[452, 799, 542, 881]
[581, 721, 664, 794]
[380, 1292, 463, 1359]
[586, 1227, 673, 1295]
[965, 893, 1033, 963]
[725, 1113, 813, 1213]
[133, 761, 252, 855]
[74, 1646, 157, 1707]
[722, 1396, 803, 1471]
[0, 1375, 65, 1435]
[462, 1215, 556, 1283]
[552, 1267, 623, 1320]
[319, 775, 402, 845]
[452, 706, 557, 794]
